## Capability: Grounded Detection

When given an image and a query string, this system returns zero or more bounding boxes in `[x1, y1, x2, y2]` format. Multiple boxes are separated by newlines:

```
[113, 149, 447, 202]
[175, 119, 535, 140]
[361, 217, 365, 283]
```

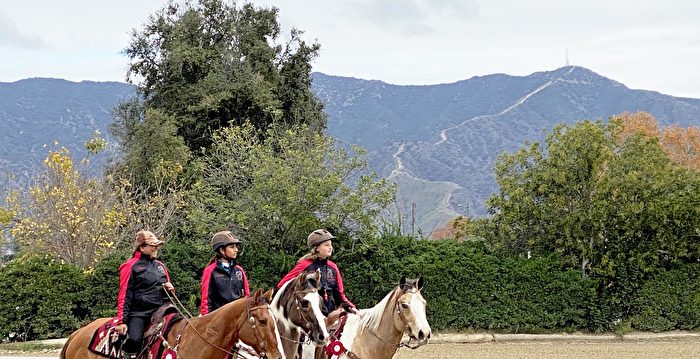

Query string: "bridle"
[366, 287, 426, 350]
[278, 288, 323, 345]
[164, 290, 275, 359]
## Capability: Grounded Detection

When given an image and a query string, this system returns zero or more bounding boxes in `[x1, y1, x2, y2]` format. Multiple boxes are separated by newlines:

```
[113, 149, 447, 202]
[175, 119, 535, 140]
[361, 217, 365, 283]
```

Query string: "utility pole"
[411, 202, 416, 238]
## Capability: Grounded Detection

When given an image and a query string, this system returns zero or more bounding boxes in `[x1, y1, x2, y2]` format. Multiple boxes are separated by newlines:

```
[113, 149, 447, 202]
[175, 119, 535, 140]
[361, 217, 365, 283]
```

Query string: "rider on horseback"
[278, 229, 358, 316]
[114, 230, 175, 359]
[200, 230, 250, 315]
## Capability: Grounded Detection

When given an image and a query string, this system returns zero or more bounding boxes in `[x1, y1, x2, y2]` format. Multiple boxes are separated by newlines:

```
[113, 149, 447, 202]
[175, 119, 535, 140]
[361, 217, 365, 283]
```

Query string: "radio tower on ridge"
[565, 49, 570, 66]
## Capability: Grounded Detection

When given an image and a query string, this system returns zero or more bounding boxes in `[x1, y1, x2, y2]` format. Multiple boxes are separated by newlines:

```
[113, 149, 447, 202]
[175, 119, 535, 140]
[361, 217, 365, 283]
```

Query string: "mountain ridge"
[2, 67, 699, 234]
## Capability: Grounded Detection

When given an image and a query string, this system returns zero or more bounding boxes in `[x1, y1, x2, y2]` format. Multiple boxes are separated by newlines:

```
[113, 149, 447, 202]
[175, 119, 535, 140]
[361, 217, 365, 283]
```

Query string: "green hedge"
[2, 235, 699, 340]
[335, 236, 596, 332]
[0, 256, 88, 341]
[630, 264, 700, 332]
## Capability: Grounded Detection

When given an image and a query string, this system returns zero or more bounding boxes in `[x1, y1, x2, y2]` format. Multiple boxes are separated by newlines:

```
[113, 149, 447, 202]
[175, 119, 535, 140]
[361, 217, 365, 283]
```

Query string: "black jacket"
[200, 258, 250, 315]
[116, 251, 171, 322]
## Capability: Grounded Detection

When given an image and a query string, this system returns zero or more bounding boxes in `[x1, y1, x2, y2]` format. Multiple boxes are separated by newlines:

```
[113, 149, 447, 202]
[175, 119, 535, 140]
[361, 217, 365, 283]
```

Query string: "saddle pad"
[88, 318, 122, 359]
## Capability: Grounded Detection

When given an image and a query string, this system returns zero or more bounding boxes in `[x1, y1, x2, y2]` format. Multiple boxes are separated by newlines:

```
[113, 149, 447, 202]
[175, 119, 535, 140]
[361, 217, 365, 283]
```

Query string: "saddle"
[88, 304, 182, 359]
[323, 308, 362, 359]
[144, 304, 179, 338]
[325, 308, 348, 334]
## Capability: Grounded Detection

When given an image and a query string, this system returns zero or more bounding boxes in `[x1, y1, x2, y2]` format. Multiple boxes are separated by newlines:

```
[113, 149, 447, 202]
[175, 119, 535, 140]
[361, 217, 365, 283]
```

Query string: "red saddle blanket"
[88, 314, 180, 359]
[88, 319, 123, 359]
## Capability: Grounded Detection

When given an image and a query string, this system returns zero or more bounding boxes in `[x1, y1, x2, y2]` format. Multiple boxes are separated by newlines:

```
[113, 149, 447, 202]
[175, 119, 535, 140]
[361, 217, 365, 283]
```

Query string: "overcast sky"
[1, 0, 699, 98]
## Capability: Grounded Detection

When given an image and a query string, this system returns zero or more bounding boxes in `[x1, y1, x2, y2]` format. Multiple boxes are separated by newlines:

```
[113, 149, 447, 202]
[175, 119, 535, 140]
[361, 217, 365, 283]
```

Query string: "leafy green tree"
[188, 123, 396, 253]
[488, 120, 615, 275]
[488, 118, 700, 279]
[594, 134, 700, 279]
[113, 0, 326, 185]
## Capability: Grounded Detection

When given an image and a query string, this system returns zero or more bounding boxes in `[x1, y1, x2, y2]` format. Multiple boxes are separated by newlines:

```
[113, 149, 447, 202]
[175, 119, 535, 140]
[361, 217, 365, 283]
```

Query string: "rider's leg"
[123, 316, 148, 358]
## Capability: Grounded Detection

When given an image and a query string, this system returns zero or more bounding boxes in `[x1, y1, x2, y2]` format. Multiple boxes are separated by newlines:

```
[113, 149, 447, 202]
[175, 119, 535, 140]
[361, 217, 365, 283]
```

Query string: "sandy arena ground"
[394, 338, 700, 359]
[1, 337, 699, 358]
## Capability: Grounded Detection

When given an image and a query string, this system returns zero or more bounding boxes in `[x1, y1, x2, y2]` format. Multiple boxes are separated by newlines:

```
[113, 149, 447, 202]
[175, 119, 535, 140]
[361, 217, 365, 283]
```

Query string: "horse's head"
[283, 271, 329, 346]
[238, 289, 285, 359]
[394, 276, 431, 347]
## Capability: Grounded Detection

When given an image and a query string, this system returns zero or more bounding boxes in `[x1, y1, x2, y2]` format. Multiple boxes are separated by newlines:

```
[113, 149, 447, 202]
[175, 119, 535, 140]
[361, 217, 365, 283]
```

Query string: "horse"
[60, 288, 285, 359]
[304, 276, 431, 359]
[269, 271, 330, 359]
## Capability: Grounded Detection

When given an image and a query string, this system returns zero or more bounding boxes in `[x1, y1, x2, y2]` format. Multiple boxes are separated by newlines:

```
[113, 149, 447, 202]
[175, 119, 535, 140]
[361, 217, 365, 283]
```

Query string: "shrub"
[0, 256, 87, 340]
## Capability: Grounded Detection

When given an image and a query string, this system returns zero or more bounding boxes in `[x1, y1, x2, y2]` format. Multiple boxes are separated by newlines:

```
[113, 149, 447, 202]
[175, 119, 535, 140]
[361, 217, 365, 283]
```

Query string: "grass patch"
[0, 342, 64, 352]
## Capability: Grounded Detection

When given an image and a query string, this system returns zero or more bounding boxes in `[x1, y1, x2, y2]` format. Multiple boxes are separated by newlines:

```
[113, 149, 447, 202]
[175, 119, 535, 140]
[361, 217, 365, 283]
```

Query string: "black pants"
[123, 316, 149, 354]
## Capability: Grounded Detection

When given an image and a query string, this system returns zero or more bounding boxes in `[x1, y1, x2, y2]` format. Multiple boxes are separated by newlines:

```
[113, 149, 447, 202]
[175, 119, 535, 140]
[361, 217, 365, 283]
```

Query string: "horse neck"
[271, 281, 296, 330]
[272, 282, 302, 358]
[357, 288, 404, 356]
[375, 289, 404, 342]
[179, 299, 247, 353]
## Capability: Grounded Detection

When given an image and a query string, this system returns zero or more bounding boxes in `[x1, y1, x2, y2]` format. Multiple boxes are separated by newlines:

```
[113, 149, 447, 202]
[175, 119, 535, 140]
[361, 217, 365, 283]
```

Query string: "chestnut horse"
[269, 271, 329, 359]
[60, 288, 284, 359]
[304, 277, 431, 359]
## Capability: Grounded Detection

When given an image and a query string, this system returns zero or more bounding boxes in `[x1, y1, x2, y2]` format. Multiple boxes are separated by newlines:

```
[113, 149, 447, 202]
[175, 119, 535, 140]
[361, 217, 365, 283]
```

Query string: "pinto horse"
[304, 277, 431, 359]
[60, 288, 285, 359]
[269, 271, 329, 359]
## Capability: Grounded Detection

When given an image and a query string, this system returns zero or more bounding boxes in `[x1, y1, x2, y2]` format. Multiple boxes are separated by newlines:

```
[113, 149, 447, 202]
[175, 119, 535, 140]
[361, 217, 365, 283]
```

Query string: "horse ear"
[305, 271, 320, 289]
[399, 276, 407, 288]
[253, 288, 263, 302]
[264, 288, 274, 302]
[416, 276, 424, 291]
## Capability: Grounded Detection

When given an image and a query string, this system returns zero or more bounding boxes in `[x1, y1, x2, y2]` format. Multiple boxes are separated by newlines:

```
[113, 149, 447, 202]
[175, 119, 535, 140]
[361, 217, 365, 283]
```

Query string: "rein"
[163, 289, 269, 359]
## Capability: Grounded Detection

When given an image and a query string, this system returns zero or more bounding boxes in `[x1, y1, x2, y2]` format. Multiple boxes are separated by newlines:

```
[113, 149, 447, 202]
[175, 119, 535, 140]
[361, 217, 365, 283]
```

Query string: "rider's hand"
[162, 282, 175, 293]
[115, 324, 128, 335]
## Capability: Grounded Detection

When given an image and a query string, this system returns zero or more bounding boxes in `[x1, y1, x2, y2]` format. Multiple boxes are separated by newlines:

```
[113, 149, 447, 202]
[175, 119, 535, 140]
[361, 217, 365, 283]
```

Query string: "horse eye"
[300, 299, 310, 308]
[401, 303, 409, 309]
[258, 319, 267, 325]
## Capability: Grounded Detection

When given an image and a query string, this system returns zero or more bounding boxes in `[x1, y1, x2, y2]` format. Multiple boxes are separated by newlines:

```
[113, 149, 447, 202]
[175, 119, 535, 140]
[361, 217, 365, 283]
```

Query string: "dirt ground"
[1, 337, 699, 358]
[393, 338, 700, 359]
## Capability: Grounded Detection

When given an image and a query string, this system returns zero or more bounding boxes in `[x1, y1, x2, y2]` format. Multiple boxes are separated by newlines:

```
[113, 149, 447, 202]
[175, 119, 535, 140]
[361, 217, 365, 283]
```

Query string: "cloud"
[0, 12, 49, 50]
[345, 0, 478, 36]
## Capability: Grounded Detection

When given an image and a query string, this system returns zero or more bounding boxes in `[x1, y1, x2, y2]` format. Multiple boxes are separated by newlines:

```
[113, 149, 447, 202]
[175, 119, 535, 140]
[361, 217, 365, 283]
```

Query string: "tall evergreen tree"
[111, 0, 326, 185]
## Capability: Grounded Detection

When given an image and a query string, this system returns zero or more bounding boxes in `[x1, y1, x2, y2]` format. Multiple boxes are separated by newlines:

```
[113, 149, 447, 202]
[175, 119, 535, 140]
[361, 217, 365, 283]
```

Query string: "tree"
[488, 117, 700, 278]
[4, 142, 183, 269]
[188, 123, 396, 253]
[488, 120, 615, 275]
[617, 112, 700, 171]
[113, 0, 326, 184]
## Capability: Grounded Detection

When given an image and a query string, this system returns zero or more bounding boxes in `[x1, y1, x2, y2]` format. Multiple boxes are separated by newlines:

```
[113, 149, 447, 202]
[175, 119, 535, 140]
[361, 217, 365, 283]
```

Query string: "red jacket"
[278, 258, 354, 315]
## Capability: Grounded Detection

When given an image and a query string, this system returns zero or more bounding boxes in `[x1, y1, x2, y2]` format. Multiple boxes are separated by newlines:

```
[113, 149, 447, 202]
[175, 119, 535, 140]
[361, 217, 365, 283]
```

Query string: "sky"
[1, 0, 699, 98]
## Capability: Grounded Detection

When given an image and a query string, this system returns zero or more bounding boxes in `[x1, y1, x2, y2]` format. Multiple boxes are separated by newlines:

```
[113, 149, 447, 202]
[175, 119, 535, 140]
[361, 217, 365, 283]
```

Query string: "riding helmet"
[211, 231, 241, 253]
[307, 229, 336, 248]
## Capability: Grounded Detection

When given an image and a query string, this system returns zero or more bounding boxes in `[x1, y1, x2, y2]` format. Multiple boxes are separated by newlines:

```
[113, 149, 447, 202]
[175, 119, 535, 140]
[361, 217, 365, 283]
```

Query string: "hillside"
[313, 66, 700, 232]
[0, 78, 134, 188]
[2, 68, 699, 234]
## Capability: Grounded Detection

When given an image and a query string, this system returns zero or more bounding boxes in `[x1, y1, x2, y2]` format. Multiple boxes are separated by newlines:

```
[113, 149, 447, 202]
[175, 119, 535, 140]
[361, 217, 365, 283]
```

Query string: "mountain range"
[2, 67, 700, 234]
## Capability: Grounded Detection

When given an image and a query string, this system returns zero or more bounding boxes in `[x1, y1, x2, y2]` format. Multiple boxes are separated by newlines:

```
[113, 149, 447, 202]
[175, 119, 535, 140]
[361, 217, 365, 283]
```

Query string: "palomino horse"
[270, 271, 329, 359]
[304, 277, 431, 359]
[60, 288, 285, 359]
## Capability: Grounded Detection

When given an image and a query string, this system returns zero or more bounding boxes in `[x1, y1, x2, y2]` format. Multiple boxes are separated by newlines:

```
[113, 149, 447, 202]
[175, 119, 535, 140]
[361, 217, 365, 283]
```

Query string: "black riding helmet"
[211, 231, 242, 254]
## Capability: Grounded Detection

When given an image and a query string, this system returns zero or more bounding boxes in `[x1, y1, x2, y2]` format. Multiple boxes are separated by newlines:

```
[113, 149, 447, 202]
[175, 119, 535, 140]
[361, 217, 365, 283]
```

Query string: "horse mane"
[357, 286, 400, 333]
